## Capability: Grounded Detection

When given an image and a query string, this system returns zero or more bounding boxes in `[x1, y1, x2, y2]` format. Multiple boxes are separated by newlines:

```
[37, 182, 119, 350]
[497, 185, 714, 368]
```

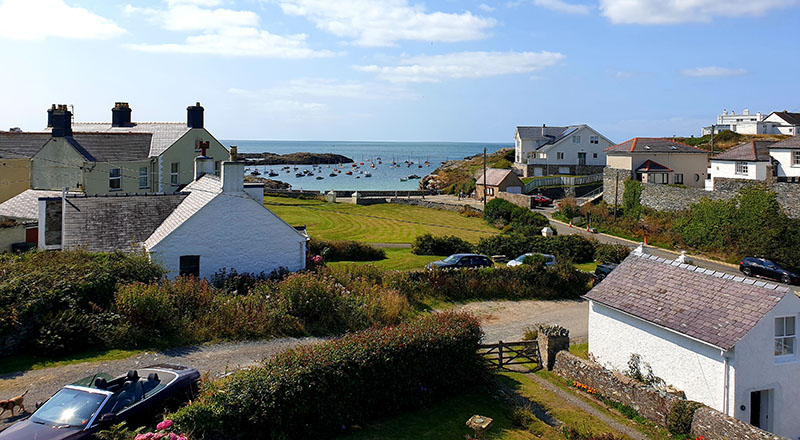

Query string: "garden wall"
[388, 198, 483, 212]
[691, 406, 786, 440]
[497, 191, 535, 209]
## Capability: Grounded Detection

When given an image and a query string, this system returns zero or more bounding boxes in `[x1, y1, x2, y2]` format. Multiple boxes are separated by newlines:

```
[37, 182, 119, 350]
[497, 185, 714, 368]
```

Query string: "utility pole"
[614, 171, 619, 219]
[709, 124, 715, 156]
[483, 147, 487, 211]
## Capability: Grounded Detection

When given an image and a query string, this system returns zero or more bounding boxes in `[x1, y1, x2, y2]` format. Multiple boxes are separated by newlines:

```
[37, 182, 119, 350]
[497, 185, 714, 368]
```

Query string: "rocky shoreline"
[239, 152, 353, 165]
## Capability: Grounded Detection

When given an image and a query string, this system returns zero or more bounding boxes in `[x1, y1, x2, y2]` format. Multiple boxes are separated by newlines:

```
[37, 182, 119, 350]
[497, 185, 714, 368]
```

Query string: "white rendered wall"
[731, 294, 800, 439]
[770, 150, 800, 177]
[707, 160, 767, 187]
[526, 126, 611, 166]
[148, 192, 306, 279]
[588, 301, 729, 412]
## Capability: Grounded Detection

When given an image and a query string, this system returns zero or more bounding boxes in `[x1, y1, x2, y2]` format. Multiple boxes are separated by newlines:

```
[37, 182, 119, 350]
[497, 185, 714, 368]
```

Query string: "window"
[775, 317, 796, 356]
[214, 161, 220, 175]
[557, 152, 565, 160]
[109, 168, 121, 190]
[170, 162, 179, 185]
[590, 135, 599, 144]
[138, 167, 148, 189]
[572, 135, 581, 144]
[735, 161, 749, 175]
[179, 255, 200, 278]
[674, 173, 684, 184]
[593, 153, 598, 159]
[660, 173, 669, 184]
[793, 151, 800, 166]
[539, 152, 547, 159]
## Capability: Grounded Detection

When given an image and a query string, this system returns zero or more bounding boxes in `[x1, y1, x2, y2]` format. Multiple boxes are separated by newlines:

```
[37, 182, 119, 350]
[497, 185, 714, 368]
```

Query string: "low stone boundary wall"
[388, 198, 483, 212]
[497, 192, 535, 209]
[334, 190, 431, 197]
[691, 406, 787, 440]
[264, 189, 322, 198]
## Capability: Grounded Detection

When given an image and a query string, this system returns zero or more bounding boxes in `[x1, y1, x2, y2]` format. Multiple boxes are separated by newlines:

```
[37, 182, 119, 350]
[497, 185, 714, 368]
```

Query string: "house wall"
[708, 160, 768, 187]
[0, 158, 30, 203]
[82, 159, 154, 194]
[148, 193, 306, 279]
[156, 128, 228, 193]
[731, 293, 800, 438]
[521, 127, 611, 167]
[769, 150, 800, 178]
[0, 224, 26, 253]
[30, 138, 85, 191]
[588, 301, 730, 412]
[764, 114, 799, 136]
[606, 153, 708, 188]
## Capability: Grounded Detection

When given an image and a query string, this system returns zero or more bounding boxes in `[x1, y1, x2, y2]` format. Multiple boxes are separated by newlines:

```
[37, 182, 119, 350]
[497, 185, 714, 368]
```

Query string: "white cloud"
[0, 0, 125, 40]
[680, 66, 747, 78]
[600, 0, 795, 24]
[478, 3, 496, 12]
[126, 3, 258, 31]
[229, 78, 416, 100]
[276, 0, 497, 47]
[533, 0, 590, 14]
[354, 51, 565, 83]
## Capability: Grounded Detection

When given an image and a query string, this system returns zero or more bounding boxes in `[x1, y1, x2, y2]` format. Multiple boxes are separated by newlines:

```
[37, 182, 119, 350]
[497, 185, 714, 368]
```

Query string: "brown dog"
[0, 390, 28, 417]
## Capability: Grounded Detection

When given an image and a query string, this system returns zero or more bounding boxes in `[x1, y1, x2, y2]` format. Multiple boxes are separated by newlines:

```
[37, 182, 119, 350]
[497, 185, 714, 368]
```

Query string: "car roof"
[450, 253, 486, 257]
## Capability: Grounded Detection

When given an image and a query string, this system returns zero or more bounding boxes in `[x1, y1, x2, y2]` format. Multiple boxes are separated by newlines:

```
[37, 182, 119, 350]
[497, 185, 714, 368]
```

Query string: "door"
[578, 152, 586, 166]
[750, 389, 773, 431]
[25, 227, 38, 244]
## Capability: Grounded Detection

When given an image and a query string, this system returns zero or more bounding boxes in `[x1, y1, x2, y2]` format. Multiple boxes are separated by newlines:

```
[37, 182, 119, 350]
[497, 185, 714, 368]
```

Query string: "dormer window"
[775, 316, 795, 357]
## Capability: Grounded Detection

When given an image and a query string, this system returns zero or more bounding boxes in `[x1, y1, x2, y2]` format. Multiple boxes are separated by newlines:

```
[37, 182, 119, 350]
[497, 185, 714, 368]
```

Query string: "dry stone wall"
[691, 406, 787, 440]
[388, 198, 483, 212]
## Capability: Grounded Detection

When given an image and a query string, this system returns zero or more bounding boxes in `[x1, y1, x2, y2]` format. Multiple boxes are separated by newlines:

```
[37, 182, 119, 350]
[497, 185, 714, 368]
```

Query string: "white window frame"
[171, 162, 179, 185]
[590, 135, 599, 144]
[674, 173, 684, 184]
[138, 166, 148, 189]
[793, 151, 800, 167]
[214, 160, 220, 176]
[735, 161, 749, 175]
[109, 168, 121, 191]
[775, 316, 796, 357]
[572, 135, 581, 144]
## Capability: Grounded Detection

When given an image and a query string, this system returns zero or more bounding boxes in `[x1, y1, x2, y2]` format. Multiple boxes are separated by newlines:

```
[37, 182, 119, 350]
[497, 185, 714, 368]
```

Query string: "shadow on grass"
[0, 349, 143, 377]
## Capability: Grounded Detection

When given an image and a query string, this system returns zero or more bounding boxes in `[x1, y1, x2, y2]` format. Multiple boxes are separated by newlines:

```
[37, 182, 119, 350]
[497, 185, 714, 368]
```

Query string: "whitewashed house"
[512, 124, 613, 177]
[702, 109, 800, 136]
[763, 111, 800, 136]
[706, 137, 800, 188]
[35, 152, 307, 278]
[586, 254, 800, 438]
[768, 136, 800, 183]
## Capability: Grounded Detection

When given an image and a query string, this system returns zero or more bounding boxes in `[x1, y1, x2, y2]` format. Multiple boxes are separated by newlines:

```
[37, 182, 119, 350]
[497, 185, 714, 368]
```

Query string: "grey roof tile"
[0, 189, 78, 221]
[713, 140, 776, 161]
[606, 137, 709, 155]
[72, 122, 191, 157]
[71, 133, 152, 162]
[0, 132, 51, 159]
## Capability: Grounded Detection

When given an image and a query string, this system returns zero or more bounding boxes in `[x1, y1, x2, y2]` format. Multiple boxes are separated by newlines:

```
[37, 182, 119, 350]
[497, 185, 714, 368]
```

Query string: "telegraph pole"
[709, 124, 715, 156]
[614, 171, 619, 219]
[483, 147, 487, 211]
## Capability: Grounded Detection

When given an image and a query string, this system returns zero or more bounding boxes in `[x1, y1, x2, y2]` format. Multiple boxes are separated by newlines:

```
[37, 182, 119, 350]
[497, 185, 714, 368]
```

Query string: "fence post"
[498, 341, 504, 368]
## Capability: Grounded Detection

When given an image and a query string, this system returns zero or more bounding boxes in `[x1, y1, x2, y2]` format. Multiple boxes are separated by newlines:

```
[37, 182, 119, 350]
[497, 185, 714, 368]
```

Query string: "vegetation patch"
[309, 237, 387, 261]
[477, 234, 596, 263]
[411, 233, 474, 255]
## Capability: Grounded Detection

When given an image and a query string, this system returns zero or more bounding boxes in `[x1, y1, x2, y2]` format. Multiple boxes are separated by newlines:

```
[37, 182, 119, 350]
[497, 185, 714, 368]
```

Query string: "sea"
[221, 140, 512, 191]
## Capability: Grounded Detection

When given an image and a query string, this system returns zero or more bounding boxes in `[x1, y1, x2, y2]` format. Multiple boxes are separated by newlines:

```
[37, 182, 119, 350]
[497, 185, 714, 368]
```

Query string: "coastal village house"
[512, 124, 613, 178]
[476, 168, 524, 200]
[585, 253, 800, 439]
[702, 108, 800, 136]
[0, 132, 50, 203]
[707, 137, 800, 188]
[604, 138, 709, 188]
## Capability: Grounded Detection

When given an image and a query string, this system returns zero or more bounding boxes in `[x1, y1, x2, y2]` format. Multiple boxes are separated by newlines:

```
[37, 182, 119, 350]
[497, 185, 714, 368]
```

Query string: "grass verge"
[327, 248, 444, 271]
[0, 349, 141, 376]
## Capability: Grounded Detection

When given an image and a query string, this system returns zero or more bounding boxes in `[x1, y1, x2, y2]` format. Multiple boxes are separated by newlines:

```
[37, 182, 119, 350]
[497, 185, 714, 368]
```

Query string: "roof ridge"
[75, 121, 186, 125]
[660, 137, 708, 152]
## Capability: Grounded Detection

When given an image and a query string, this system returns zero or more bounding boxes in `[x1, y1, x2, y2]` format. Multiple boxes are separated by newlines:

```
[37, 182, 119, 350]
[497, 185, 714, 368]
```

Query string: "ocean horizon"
[221, 140, 512, 191]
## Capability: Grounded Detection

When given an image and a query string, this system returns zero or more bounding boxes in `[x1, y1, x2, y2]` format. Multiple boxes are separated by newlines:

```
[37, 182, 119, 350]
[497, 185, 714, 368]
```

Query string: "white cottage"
[586, 254, 800, 438]
[513, 124, 613, 177]
[706, 140, 777, 189]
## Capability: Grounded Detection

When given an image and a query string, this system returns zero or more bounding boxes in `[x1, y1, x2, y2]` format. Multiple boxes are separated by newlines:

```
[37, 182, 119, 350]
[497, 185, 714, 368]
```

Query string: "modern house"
[512, 124, 613, 177]
[706, 137, 800, 189]
[476, 168, 524, 200]
[605, 138, 709, 187]
[763, 111, 800, 136]
[701, 109, 800, 136]
[34, 152, 308, 278]
[586, 253, 800, 438]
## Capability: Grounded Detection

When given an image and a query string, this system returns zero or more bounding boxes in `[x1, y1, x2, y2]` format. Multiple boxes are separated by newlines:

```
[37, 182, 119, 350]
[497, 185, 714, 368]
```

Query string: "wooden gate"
[479, 340, 541, 371]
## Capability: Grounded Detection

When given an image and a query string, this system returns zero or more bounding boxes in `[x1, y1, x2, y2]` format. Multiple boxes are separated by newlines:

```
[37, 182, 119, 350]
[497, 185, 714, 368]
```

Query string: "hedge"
[411, 233, 474, 255]
[476, 233, 596, 263]
[171, 312, 484, 439]
[308, 238, 386, 262]
[484, 198, 549, 231]
[594, 243, 631, 264]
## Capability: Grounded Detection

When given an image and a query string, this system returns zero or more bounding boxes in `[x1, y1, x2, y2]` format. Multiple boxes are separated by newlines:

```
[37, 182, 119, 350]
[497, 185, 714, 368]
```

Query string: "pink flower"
[169, 433, 179, 440]
[135, 434, 154, 440]
[157, 420, 173, 431]
[153, 434, 167, 440]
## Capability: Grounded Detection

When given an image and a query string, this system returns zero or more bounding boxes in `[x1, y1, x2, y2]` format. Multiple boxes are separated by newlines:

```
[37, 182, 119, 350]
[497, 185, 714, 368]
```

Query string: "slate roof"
[713, 140, 776, 161]
[0, 189, 72, 221]
[635, 160, 672, 172]
[606, 138, 709, 155]
[70, 133, 153, 162]
[71, 122, 191, 157]
[516, 125, 582, 149]
[769, 111, 800, 126]
[476, 168, 516, 186]
[0, 132, 51, 159]
[768, 136, 800, 150]
[144, 175, 222, 248]
[584, 253, 789, 350]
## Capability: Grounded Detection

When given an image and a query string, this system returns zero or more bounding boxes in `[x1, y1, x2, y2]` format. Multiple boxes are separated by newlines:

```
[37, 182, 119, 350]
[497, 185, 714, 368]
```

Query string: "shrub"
[674, 198, 736, 251]
[667, 400, 703, 435]
[476, 234, 595, 263]
[594, 243, 631, 264]
[308, 238, 386, 262]
[484, 198, 549, 232]
[622, 180, 643, 220]
[412, 233, 474, 255]
[522, 253, 547, 267]
[484, 198, 517, 226]
[171, 312, 484, 439]
[209, 267, 289, 294]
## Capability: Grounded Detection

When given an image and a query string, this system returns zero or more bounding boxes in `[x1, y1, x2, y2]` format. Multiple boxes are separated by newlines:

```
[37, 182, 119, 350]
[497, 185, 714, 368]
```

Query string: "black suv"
[739, 257, 799, 285]
[592, 263, 618, 284]
[425, 254, 494, 270]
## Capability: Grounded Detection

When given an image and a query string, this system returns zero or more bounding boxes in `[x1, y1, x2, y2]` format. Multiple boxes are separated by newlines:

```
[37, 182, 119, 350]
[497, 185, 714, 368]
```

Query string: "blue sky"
[0, 0, 798, 143]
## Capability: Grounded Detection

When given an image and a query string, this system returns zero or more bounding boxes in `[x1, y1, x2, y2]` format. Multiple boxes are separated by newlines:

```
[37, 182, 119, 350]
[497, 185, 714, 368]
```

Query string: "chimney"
[541, 123, 546, 136]
[111, 102, 132, 127]
[221, 145, 244, 192]
[187, 102, 204, 129]
[194, 141, 214, 180]
[743, 109, 750, 115]
[50, 104, 72, 137]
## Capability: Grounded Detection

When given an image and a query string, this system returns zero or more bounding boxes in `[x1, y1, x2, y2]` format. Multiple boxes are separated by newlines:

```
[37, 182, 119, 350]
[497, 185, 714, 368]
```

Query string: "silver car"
[506, 253, 556, 267]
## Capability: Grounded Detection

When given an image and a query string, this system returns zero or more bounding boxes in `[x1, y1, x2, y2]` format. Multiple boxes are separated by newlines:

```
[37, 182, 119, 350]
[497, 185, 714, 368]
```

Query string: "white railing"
[524, 173, 603, 193]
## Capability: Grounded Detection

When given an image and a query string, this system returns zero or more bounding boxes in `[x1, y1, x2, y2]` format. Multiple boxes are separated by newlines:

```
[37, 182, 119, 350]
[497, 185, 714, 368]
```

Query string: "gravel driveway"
[0, 337, 319, 431]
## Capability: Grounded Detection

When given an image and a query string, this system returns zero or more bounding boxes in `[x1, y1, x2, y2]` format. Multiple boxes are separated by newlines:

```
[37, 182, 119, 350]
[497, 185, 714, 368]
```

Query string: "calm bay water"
[222, 140, 511, 191]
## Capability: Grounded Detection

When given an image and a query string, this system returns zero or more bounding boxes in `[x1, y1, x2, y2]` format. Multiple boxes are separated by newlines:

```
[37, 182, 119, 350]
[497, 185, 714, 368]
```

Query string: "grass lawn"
[574, 261, 599, 272]
[264, 196, 497, 244]
[569, 342, 589, 360]
[328, 248, 444, 271]
[0, 349, 141, 376]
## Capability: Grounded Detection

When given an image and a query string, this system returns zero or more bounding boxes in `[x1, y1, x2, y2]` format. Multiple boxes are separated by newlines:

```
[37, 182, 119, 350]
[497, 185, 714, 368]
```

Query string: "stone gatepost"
[325, 190, 337, 203]
[537, 325, 570, 371]
[351, 191, 361, 205]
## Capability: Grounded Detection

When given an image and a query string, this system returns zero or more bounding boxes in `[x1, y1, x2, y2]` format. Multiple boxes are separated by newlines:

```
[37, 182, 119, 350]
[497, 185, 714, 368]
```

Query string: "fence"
[524, 173, 603, 193]
[479, 340, 541, 370]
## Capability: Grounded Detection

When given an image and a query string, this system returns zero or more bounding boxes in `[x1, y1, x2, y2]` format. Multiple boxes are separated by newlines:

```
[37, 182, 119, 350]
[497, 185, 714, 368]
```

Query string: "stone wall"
[691, 406, 787, 440]
[497, 191, 535, 209]
[388, 198, 483, 212]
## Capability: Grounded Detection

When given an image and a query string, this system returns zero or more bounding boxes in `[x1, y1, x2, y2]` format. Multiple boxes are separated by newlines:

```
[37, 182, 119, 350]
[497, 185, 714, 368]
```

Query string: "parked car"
[425, 253, 494, 270]
[0, 364, 200, 440]
[592, 263, 618, 284]
[739, 257, 799, 285]
[507, 253, 556, 267]
[531, 194, 552, 207]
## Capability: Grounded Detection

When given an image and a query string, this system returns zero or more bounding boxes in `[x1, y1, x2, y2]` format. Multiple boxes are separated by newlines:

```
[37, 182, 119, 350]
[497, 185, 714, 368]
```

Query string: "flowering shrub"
[572, 381, 599, 395]
[134, 419, 189, 440]
[171, 312, 484, 439]
[308, 238, 386, 261]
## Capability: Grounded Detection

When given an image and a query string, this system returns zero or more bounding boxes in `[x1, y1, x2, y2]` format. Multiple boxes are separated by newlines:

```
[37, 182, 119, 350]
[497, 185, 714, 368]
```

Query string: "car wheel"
[782, 274, 791, 285]
[742, 267, 752, 276]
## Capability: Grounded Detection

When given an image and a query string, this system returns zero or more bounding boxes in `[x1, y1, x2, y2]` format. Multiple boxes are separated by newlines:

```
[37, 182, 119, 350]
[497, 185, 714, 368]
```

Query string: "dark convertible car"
[0, 364, 200, 440]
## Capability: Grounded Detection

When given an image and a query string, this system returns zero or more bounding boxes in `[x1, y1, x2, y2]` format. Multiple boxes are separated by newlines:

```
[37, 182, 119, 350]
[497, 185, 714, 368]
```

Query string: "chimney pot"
[542, 123, 546, 136]
[50, 104, 72, 137]
[111, 102, 132, 127]
[187, 102, 204, 129]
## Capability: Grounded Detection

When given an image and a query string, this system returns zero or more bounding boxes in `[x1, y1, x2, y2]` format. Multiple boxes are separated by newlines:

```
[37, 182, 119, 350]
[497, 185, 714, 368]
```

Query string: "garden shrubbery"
[171, 312, 484, 439]
[411, 233, 474, 255]
[308, 238, 386, 261]
[476, 234, 596, 263]
[484, 198, 550, 232]
[594, 243, 631, 264]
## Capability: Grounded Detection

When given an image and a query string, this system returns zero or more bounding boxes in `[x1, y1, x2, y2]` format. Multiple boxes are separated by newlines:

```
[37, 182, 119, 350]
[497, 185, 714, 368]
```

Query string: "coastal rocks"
[238, 152, 353, 165]
[244, 175, 291, 190]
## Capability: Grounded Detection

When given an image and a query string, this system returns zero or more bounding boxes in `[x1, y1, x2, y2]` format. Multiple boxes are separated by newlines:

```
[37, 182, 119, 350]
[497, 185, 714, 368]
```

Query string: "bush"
[522, 253, 547, 267]
[171, 312, 484, 439]
[308, 238, 386, 262]
[622, 180, 643, 220]
[667, 400, 703, 435]
[411, 233, 474, 255]
[594, 243, 631, 264]
[476, 234, 596, 263]
[209, 267, 289, 294]
[484, 198, 549, 232]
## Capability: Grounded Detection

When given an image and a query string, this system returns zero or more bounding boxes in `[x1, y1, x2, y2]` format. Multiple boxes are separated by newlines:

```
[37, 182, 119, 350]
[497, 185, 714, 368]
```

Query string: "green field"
[264, 196, 497, 244]
[328, 248, 445, 271]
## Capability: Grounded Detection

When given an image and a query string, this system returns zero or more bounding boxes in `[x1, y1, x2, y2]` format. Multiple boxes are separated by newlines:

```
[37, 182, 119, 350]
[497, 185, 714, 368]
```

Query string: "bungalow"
[706, 137, 800, 189]
[476, 168, 524, 200]
[763, 111, 800, 136]
[605, 138, 709, 188]
[586, 253, 800, 438]
[512, 124, 613, 177]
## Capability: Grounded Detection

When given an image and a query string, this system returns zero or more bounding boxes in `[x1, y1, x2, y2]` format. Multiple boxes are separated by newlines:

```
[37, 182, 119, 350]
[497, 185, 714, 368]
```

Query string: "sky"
[0, 0, 798, 143]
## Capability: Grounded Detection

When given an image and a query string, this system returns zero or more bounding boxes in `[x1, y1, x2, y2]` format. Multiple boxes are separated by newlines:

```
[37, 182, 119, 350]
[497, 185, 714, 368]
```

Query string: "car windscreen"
[442, 255, 460, 264]
[30, 388, 107, 428]
[515, 254, 530, 262]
